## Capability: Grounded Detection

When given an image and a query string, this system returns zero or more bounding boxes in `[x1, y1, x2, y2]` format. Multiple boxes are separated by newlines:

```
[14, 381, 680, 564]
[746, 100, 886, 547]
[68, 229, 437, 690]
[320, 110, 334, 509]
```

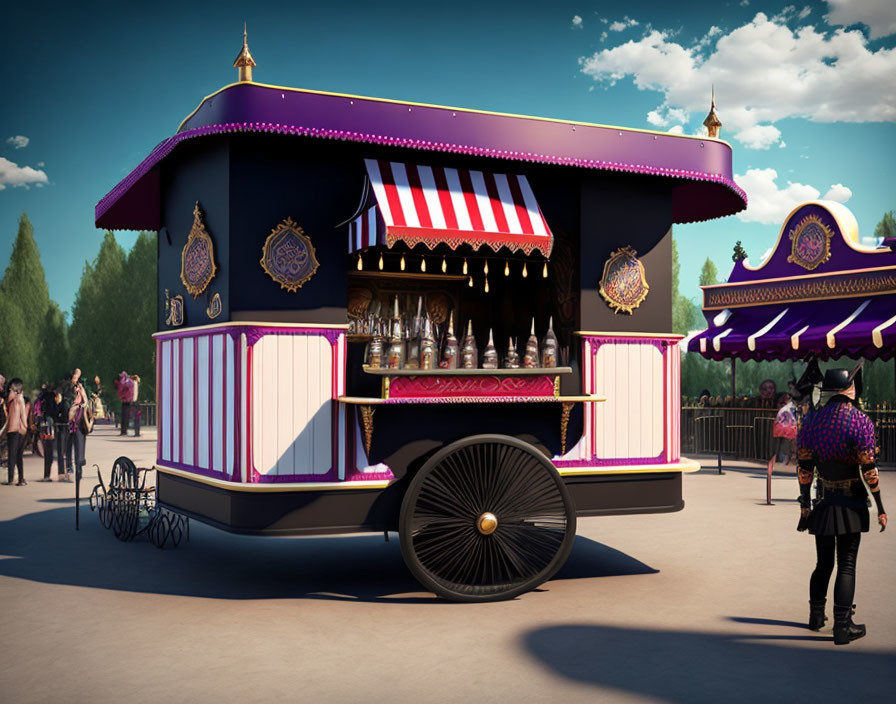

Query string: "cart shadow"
[522, 623, 896, 702]
[0, 507, 656, 604]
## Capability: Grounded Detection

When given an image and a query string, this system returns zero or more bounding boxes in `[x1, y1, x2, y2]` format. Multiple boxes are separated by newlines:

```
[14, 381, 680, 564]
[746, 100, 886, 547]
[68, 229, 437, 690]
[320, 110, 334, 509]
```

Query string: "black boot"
[833, 604, 866, 645]
[808, 599, 827, 631]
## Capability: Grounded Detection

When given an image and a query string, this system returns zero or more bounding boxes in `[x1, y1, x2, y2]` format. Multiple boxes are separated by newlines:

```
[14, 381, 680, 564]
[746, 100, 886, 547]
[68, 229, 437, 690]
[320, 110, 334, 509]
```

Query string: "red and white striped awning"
[349, 159, 553, 256]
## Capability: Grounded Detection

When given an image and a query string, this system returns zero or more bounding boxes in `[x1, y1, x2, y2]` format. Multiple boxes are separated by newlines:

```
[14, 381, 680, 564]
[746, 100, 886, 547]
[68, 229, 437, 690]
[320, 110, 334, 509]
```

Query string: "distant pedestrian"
[35, 384, 57, 482]
[115, 372, 140, 436]
[773, 392, 797, 464]
[66, 369, 88, 480]
[796, 366, 886, 645]
[3, 379, 27, 486]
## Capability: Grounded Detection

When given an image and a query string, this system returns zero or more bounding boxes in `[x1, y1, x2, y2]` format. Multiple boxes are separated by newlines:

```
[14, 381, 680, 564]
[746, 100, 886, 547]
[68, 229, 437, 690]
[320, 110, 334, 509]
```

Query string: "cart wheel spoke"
[399, 434, 575, 602]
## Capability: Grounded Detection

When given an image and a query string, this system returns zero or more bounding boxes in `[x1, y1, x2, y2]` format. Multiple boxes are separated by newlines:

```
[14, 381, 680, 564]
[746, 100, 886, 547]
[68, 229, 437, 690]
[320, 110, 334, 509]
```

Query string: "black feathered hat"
[821, 361, 863, 397]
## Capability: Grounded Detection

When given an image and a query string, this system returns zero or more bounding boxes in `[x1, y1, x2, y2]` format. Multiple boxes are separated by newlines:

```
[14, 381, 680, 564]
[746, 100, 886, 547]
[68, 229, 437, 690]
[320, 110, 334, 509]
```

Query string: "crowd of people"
[0, 369, 142, 485]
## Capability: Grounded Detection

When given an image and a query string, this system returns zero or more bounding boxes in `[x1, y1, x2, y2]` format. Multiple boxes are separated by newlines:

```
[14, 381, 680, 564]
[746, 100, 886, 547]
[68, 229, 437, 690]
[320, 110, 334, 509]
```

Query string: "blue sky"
[2, 0, 894, 315]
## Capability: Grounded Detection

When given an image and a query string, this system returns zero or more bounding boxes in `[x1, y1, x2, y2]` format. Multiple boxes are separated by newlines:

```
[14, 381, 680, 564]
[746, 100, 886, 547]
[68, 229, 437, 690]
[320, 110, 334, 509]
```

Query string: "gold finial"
[233, 23, 256, 82]
[703, 85, 722, 138]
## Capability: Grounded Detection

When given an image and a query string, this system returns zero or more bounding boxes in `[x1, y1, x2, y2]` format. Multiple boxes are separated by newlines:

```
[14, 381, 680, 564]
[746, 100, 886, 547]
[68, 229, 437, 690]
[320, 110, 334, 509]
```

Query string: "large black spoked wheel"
[399, 434, 576, 602]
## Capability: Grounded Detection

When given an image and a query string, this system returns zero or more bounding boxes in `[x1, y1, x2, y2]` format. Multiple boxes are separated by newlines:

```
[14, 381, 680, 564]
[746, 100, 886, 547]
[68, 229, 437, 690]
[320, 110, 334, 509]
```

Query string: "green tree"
[120, 231, 157, 402]
[0, 212, 51, 388]
[732, 240, 747, 262]
[37, 302, 70, 385]
[67, 231, 157, 411]
[671, 237, 702, 334]
[873, 211, 896, 241]
[699, 258, 719, 287]
[68, 232, 128, 397]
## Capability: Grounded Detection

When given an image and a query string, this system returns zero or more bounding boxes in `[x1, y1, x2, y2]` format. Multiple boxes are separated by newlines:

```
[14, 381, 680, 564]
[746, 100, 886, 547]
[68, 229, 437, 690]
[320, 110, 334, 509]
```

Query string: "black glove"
[797, 509, 810, 532]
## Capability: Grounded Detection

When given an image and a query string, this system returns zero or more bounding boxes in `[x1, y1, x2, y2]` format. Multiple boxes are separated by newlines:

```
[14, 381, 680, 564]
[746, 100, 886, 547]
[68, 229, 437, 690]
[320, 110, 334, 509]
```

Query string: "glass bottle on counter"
[461, 320, 478, 369]
[523, 317, 540, 368]
[405, 295, 424, 370]
[367, 320, 384, 369]
[482, 328, 498, 369]
[541, 316, 558, 368]
[420, 317, 436, 370]
[504, 337, 520, 369]
[440, 311, 459, 369]
[385, 295, 405, 369]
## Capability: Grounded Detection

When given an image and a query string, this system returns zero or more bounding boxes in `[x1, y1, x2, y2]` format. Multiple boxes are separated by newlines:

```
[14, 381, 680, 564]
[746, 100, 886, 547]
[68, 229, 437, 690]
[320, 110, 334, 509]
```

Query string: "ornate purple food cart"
[94, 36, 746, 601]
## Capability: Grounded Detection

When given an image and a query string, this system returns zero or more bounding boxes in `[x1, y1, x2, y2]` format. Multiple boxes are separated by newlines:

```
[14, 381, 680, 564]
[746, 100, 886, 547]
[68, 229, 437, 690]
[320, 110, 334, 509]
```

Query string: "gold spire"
[233, 23, 256, 82]
[703, 85, 722, 138]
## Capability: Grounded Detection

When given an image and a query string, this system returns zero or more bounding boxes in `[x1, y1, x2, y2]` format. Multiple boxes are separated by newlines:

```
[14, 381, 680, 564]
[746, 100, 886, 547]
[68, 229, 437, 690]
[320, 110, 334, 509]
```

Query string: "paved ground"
[1, 424, 894, 703]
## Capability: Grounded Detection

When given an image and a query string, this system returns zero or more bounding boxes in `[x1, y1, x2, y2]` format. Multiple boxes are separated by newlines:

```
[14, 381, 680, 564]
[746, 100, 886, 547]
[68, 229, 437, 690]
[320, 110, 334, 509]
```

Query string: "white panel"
[314, 340, 332, 475]
[251, 333, 334, 477]
[226, 335, 235, 476]
[161, 340, 171, 461]
[595, 343, 663, 459]
[182, 338, 194, 466]
[212, 335, 224, 472]
[279, 335, 295, 476]
[197, 336, 210, 470]
[240, 333, 248, 482]
[172, 339, 180, 464]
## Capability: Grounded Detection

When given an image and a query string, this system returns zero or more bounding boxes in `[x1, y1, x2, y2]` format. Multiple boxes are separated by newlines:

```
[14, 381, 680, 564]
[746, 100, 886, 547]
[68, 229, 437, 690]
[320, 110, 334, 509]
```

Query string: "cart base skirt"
[156, 469, 683, 537]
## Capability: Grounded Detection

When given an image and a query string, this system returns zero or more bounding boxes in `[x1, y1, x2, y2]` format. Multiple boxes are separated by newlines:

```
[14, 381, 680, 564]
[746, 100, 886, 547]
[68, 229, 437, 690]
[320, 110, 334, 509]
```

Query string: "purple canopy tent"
[688, 201, 896, 367]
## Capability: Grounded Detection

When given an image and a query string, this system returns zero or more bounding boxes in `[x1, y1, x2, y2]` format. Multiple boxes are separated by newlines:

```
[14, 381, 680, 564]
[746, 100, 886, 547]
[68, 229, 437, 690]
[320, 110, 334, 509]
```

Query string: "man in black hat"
[796, 364, 886, 645]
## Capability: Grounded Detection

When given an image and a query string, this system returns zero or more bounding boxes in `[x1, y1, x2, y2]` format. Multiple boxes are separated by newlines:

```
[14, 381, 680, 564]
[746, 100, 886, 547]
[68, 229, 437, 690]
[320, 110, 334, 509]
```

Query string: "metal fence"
[681, 405, 896, 466]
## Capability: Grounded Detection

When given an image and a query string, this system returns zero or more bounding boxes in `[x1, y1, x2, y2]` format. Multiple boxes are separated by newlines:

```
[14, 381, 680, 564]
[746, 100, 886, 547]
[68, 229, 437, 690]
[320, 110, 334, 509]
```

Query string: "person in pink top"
[3, 379, 27, 486]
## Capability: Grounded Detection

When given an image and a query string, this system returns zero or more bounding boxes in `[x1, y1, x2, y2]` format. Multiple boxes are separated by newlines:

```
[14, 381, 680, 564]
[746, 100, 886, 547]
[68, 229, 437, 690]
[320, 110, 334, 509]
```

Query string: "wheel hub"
[477, 512, 498, 535]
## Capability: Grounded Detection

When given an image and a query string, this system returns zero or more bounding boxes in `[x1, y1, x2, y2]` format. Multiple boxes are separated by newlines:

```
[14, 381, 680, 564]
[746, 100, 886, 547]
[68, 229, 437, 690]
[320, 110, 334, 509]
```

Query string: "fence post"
[765, 456, 774, 505]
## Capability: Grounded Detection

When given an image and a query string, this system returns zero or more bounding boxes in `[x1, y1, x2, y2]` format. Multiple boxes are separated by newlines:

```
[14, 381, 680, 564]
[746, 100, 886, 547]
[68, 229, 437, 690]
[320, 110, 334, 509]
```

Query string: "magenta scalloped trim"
[554, 453, 666, 468]
[96, 121, 747, 226]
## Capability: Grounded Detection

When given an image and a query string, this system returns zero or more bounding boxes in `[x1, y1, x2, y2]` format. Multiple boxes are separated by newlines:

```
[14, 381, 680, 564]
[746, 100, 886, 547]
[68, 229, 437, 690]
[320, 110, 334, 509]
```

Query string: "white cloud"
[668, 125, 684, 134]
[826, 0, 896, 40]
[572, 15, 583, 29]
[779, 140, 787, 148]
[578, 12, 896, 149]
[823, 183, 853, 202]
[600, 31, 608, 42]
[733, 168, 851, 224]
[6, 135, 29, 149]
[735, 124, 783, 149]
[609, 17, 639, 32]
[0, 157, 49, 190]
[798, 6, 812, 20]
[740, 0, 750, 5]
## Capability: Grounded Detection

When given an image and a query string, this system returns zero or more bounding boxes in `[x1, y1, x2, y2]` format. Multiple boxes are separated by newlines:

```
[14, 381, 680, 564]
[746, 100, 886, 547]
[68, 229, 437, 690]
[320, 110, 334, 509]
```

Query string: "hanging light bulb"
[400, 254, 406, 271]
[468, 275, 474, 288]
[463, 258, 468, 275]
[484, 277, 490, 293]
[543, 261, 549, 278]
[483, 260, 489, 275]
[420, 256, 426, 272]
[441, 256, 447, 273]
[522, 262, 528, 278]
[378, 252, 384, 270]
[504, 259, 510, 277]
[357, 253, 363, 271]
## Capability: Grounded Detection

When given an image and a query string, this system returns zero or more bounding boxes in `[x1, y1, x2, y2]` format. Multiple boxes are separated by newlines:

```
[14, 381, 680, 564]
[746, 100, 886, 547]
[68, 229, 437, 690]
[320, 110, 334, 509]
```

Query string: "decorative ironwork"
[359, 405, 375, 455]
[560, 401, 574, 455]
[180, 202, 217, 299]
[702, 267, 896, 309]
[89, 458, 189, 548]
[599, 246, 649, 314]
[206, 292, 222, 319]
[788, 214, 834, 271]
[165, 289, 184, 327]
[260, 217, 320, 292]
